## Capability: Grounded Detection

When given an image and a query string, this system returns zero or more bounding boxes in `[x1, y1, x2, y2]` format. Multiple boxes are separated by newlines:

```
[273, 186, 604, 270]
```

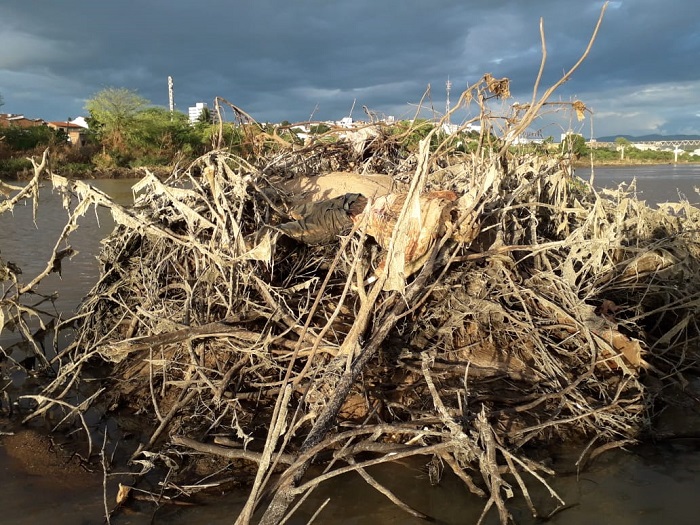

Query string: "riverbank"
[3, 164, 173, 181]
[0, 142, 700, 181]
[574, 158, 700, 168]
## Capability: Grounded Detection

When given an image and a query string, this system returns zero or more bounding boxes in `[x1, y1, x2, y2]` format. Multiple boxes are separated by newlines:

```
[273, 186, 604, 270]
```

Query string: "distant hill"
[596, 133, 700, 142]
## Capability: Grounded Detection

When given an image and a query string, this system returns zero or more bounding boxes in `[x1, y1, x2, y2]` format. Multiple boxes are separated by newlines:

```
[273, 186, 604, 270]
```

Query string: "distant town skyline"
[2, 1, 700, 139]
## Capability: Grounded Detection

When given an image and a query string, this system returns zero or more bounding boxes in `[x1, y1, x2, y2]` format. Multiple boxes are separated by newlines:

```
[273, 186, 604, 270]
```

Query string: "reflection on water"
[576, 163, 700, 206]
[2, 169, 700, 524]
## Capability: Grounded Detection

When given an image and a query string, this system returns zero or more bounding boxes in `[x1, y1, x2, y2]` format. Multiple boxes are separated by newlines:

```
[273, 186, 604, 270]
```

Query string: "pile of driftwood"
[4, 10, 700, 523]
[15, 114, 699, 524]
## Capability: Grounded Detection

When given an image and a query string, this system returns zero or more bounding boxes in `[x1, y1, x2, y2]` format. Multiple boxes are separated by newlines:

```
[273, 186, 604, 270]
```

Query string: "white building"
[441, 122, 481, 135]
[70, 116, 89, 129]
[188, 102, 208, 124]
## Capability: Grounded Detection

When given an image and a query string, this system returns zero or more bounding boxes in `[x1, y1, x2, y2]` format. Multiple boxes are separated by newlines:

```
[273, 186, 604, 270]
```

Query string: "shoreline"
[574, 159, 700, 168]
[1, 165, 172, 181]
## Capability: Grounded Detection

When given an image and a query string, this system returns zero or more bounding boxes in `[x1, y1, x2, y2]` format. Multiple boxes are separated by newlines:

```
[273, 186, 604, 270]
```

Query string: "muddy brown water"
[1, 167, 700, 524]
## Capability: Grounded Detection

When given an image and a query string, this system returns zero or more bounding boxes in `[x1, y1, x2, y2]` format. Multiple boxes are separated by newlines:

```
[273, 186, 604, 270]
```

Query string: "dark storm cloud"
[1, 0, 699, 137]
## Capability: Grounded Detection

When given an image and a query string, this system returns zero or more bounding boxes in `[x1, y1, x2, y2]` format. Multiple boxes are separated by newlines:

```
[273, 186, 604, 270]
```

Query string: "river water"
[1, 166, 700, 524]
[577, 163, 700, 206]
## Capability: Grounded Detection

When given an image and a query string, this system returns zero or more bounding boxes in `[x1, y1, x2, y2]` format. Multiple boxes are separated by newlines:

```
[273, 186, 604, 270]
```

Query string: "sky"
[1, 0, 699, 139]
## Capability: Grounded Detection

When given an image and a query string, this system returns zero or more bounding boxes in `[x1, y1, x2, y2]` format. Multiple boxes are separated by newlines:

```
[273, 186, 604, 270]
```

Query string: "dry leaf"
[572, 100, 587, 121]
[484, 73, 511, 99]
[116, 483, 131, 505]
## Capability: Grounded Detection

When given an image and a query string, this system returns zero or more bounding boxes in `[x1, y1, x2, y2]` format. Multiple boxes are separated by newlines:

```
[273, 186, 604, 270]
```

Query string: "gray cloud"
[1, 0, 699, 137]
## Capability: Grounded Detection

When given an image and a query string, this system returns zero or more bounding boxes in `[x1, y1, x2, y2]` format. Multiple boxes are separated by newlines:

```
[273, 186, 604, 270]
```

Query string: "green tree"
[309, 123, 331, 134]
[126, 108, 204, 164]
[615, 137, 631, 161]
[391, 119, 435, 153]
[561, 133, 587, 159]
[0, 125, 62, 150]
[85, 87, 149, 151]
[128, 108, 183, 150]
[198, 106, 212, 124]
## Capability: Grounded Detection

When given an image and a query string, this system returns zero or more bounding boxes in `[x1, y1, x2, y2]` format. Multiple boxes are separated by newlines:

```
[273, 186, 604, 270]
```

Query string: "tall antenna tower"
[445, 77, 452, 123]
[168, 76, 174, 112]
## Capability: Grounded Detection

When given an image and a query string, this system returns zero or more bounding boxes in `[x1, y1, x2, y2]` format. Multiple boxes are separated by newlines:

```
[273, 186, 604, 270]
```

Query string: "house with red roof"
[47, 121, 88, 146]
[1, 114, 89, 146]
[0, 113, 46, 128]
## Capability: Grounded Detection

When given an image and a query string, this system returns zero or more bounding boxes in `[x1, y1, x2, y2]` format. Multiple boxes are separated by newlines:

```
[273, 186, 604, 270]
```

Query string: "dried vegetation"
[2, 6, 700, 524]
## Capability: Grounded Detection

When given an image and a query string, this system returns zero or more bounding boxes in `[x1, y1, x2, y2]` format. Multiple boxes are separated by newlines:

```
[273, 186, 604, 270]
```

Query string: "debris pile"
[17, 121, 699, 523]
[3, 20, 699, 518]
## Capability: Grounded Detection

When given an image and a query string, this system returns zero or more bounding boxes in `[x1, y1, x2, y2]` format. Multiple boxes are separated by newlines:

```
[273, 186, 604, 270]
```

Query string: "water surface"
[576, 163, 700, 206]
